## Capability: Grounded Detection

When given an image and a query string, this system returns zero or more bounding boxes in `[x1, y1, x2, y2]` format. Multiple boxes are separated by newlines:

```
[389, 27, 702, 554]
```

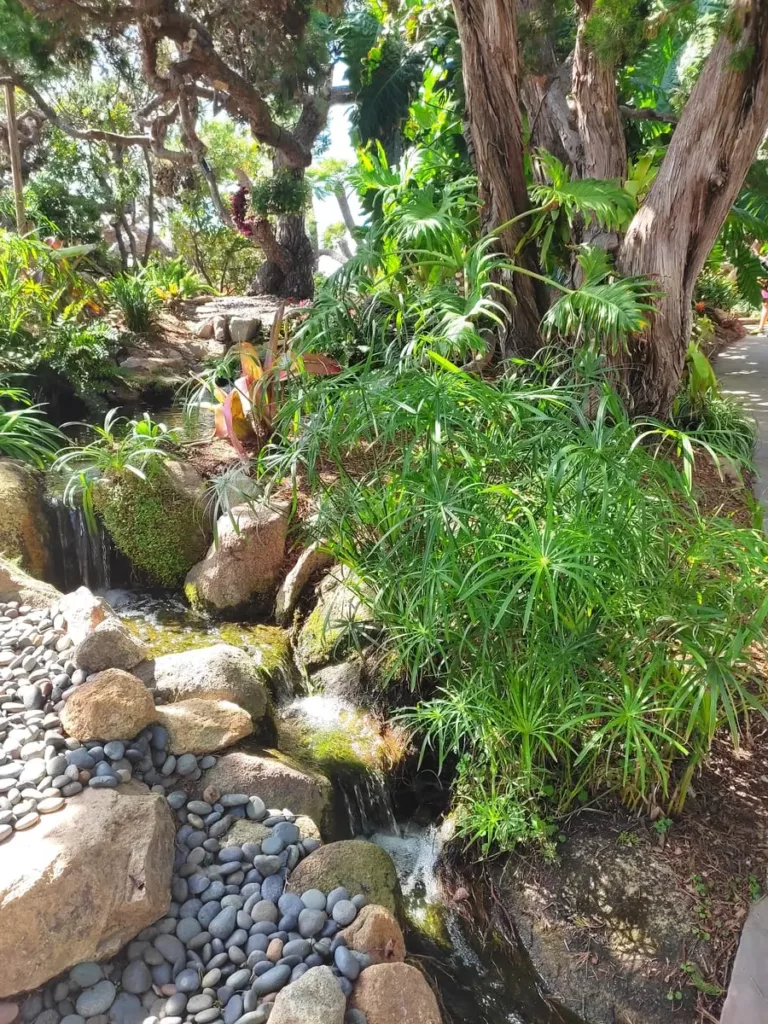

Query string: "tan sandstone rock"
[197, 749, 331, 829]
[268, 966, 345, 1024]
[184, 501, 288, 614]
[61, 668, 156, 741]
[339, 904, 406, 965]
[142, 644, 268, 720]
[0, 782, 175, 997]
[0, 460, 49, 578]
[0, 555, 60, 609]
[73, 619, 147, 673]
[350, 963, 442, 1024]
[157, 698, 253, 754]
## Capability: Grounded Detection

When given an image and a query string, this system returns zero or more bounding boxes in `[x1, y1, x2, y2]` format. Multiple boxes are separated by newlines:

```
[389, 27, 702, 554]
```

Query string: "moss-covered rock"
[0, 459, 49, 579]
[277, 697, 406, 779]
[297, 567, 375, 669]
[285, 840, 403, 919]
[95, 461, 210, 587]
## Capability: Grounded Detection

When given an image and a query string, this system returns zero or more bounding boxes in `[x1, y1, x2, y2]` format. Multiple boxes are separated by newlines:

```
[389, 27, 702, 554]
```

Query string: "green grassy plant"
[262, 353, 768, 852]
[0, 379, 63, 467]
[104, 270, 160, 332]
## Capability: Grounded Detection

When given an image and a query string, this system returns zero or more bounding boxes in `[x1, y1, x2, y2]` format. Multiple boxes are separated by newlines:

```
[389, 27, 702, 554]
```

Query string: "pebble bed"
[0, 600, 212, 843]
[16, 790, 369, 1024]
[3, 599, 371, 1023]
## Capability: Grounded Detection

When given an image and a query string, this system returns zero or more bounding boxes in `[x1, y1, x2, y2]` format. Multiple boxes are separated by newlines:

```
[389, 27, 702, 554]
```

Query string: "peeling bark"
[452, 0, 547, 356]
[618, 0, 768, 415]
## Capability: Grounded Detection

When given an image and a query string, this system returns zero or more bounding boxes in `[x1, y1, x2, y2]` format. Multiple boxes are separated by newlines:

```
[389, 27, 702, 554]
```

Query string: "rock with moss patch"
[277, 697, 406, 780]
[185, 501, 288, 615]
[286, 840, 402, 918]
[296, 567, 374, 669]
[0, 460, 50, 579]
[95, 461, 210, 587]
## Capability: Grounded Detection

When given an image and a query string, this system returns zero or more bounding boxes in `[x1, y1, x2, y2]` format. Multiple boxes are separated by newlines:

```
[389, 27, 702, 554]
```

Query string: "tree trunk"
[618, 0, 768, 416]
[517, 0, 583, 175]
[452, 0, 547, 357]
[250, 212, 315, 300]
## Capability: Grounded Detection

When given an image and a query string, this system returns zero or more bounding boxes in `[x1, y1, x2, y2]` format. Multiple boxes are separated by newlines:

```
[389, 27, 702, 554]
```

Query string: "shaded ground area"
[458, 721, 768, 1024]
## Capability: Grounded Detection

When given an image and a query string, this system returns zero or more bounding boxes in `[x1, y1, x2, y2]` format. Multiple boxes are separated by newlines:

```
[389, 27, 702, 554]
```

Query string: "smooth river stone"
[75, 981, 116, 1017]
[37, 797, 65, 814]
[121, 961, 152, 995]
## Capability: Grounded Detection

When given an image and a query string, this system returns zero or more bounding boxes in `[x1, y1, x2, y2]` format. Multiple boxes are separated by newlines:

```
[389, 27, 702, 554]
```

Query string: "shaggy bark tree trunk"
[452, 0, 547, 356]
[618, 0, 768, 416]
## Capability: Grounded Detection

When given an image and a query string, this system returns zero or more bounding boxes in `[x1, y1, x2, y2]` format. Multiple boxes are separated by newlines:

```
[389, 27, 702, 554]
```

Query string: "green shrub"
[0, 379, 62, 467]
[264, 355, 768, 852]
[95, 460, 209, 587]
[104, 270, 159, 332]
[250, 170, 311, 217]
[694, 270, 740, 312]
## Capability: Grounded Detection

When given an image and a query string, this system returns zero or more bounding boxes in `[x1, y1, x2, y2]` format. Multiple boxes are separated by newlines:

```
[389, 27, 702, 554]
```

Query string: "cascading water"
[44, 495, 130, 593]
[370, 823, 584, 1024]
[280, 694, 401, 838]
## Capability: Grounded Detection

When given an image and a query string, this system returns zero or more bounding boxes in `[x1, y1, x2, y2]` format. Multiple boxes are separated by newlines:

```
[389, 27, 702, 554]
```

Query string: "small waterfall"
[280, 695, 401, 838]
[44, 496, 130, 593]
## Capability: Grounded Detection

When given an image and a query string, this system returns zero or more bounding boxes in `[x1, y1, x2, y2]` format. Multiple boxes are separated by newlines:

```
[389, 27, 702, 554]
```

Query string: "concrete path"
[720, 896, 768, 1022]
[716, 335, 768, 1022]
[715, 334, 768, 515]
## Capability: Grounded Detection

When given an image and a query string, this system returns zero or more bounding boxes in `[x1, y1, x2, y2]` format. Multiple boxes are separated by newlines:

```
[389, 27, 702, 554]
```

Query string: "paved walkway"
[715, 334, 768, 1022]
[715, 334, 768, 516]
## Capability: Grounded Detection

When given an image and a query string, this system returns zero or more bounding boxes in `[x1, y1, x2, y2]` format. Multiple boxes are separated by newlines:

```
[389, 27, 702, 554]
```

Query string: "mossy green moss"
[95, 462, 210, 587]
[296, 604, 343, 666]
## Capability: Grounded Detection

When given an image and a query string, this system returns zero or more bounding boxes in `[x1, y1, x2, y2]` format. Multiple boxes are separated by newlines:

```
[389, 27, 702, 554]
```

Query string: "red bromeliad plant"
[213, 304, 341, 454]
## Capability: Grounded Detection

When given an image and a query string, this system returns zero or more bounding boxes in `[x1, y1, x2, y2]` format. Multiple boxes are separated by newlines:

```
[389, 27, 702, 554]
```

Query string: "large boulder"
[268, 966, 345, 1024]
[184, 501, 288, 615]
[197, 748, 331, 829]
[0, 782, 175, 997]
[297, 566, 374, 668]
[339, 904, 406, 965]
[141, 644, 268, 720]
[350, 963, 442, 1024]
[61, 668, 157, 741]
[156, 698, 253, 754]
[274, 543, 334, 626]
[95, 463, 211, 587]
[73, 619, 147, 673]
[0, 555, 60, 609]
[57, 587, 110, 644]
[0, 459, 49, 579]
[286, 840, 402, 918]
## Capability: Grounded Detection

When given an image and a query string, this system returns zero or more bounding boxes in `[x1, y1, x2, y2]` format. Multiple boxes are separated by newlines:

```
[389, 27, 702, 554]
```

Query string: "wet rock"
[296, 567, 374, 669]
[56, 589, 110, 645]
[274, 545, 334, 627]
[286, 841, 401, 918]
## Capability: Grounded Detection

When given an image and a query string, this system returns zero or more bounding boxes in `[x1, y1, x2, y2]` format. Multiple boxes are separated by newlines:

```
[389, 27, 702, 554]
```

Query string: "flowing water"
[370, 823, 581, 1024]
[41, 522, 581, 1024]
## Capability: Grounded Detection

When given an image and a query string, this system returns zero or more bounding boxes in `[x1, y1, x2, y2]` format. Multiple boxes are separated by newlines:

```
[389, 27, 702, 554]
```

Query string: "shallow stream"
[42, 530, 582, 1024]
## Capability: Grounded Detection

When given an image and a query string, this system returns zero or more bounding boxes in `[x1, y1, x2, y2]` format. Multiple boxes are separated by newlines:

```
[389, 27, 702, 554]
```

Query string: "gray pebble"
[74, 981, 116, 1017]
[121, 961, 152, 994]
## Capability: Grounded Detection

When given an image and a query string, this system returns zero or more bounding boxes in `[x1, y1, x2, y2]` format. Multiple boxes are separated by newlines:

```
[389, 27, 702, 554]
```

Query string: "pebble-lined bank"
[10, 787, 370, 1024]
[0, 600, 210, 842]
